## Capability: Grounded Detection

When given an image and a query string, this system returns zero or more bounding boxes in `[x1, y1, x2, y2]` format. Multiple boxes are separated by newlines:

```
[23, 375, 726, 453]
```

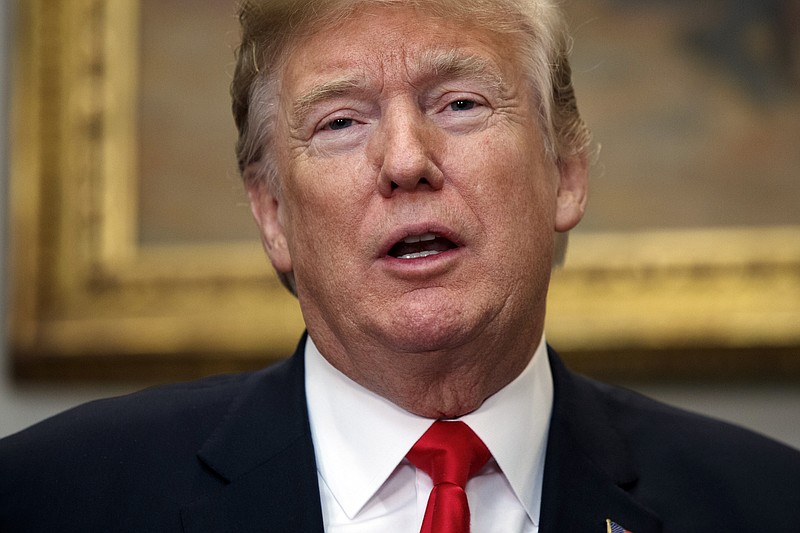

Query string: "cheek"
[281, 159, 370, 259]
[452, 134, 557, 235]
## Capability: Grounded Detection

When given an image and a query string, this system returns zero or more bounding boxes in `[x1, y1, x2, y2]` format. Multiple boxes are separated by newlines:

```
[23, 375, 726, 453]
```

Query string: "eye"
[325, 118, 355, 131]
[449, 99, 477, 112]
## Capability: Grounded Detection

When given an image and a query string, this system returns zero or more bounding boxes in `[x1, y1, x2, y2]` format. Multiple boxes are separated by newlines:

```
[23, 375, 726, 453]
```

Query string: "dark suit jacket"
[2, 336, 799, 532]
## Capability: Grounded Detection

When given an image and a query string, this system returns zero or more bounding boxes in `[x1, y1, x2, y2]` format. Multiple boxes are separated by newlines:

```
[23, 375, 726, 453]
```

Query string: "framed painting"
[8, 0, 800, 381]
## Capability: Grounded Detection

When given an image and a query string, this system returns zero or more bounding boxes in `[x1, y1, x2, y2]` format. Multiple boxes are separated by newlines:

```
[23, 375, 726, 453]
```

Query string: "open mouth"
[388, 232, 458, 259]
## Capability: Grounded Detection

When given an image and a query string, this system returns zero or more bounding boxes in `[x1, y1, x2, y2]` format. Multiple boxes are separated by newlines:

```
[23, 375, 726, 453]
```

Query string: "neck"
[308, 323, 543, 418]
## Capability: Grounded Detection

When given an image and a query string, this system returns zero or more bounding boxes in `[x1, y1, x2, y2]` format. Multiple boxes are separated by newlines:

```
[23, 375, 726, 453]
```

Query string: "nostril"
[387, 176, 432, 193]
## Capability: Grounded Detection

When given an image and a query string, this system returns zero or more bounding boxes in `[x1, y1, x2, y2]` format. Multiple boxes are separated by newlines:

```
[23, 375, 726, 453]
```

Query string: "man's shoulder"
[551, 352, 799, 463]
[0, 355, 306, 530]
[2, 370, 248, 449]
[571, 370, 800, 523]
[586, 374, 799, 461]
[0, 352, 303, 452]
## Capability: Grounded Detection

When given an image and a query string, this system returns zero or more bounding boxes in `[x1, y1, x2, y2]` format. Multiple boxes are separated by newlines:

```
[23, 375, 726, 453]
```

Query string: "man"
[2, 0, 799, 531]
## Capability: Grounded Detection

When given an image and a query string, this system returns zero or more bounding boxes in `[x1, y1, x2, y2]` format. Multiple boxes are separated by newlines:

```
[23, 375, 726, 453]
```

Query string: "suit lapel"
[539, 348, 662, 533]
[180, 335, 324, 533]
[178, 339, 663, 532]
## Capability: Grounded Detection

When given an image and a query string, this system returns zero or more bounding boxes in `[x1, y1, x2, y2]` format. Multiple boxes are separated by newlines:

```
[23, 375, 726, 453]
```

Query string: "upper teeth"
[403, 233, 436, 244]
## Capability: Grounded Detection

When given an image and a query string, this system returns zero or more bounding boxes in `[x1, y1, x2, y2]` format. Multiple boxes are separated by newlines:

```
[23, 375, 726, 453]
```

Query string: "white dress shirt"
[305, 335, 553, 533]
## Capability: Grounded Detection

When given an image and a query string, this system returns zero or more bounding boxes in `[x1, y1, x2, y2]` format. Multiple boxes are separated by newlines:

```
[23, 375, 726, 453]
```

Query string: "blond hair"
[232, 0, 591, 188]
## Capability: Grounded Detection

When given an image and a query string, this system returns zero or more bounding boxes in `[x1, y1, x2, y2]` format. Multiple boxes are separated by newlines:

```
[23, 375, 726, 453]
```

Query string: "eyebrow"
[289, 50, 507, 127]
[418, 49, 507, 94]
[290, 77, 365, 129]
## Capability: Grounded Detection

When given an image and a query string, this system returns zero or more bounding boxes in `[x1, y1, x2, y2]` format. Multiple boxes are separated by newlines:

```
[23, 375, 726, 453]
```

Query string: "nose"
[371, 106, 444, 197]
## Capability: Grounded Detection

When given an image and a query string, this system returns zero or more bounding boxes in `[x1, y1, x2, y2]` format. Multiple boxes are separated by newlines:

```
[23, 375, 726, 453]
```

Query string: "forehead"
[279, 5, 524, 93]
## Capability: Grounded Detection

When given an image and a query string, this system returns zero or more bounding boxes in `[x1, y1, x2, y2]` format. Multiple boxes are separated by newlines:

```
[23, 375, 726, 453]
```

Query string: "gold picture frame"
[8, 0, 800, 381]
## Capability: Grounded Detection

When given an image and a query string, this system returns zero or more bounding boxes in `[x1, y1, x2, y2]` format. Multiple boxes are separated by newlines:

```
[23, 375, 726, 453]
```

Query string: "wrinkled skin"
[248, 6, 587, 417]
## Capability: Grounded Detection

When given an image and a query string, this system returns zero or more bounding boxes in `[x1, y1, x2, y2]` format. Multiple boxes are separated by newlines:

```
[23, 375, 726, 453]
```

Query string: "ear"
[554, 154, 589, 232]
[246, 174, 293, 275]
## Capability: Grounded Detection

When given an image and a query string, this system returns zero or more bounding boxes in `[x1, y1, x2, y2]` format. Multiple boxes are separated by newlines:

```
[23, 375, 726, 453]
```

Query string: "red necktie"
[406, 421, 491, 533]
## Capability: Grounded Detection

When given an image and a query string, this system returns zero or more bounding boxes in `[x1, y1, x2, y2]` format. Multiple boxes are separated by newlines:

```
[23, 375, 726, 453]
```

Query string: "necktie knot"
[407, 421, 491, 487]
[406, 421, 491, 533]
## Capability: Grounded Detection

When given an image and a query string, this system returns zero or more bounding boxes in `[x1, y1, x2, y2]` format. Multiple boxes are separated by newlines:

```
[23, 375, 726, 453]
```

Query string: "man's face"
[250, 6, 586, 364]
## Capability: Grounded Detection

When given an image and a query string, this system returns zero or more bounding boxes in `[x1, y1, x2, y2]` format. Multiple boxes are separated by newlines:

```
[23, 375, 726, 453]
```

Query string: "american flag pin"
[606, 518, 633, 533]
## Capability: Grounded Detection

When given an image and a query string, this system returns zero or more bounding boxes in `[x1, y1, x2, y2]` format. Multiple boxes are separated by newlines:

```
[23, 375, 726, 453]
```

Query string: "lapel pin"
[606, 518, 633, 533]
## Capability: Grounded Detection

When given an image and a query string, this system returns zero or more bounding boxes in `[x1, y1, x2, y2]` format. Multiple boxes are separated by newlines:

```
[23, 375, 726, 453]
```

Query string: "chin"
[377, 301, 479, 354]
[380, 329, 464, 354]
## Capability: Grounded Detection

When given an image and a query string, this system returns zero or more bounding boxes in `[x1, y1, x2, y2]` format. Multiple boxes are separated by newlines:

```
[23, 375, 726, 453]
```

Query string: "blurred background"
[2, 0, 799, 445]
[572, 0, 800, 231]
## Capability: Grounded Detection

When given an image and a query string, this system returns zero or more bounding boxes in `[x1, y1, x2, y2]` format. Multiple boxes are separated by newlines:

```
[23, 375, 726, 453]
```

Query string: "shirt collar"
[305, 336, 432, 518]
[304, 334, 553, 524]
[459, 335, 553, 525]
